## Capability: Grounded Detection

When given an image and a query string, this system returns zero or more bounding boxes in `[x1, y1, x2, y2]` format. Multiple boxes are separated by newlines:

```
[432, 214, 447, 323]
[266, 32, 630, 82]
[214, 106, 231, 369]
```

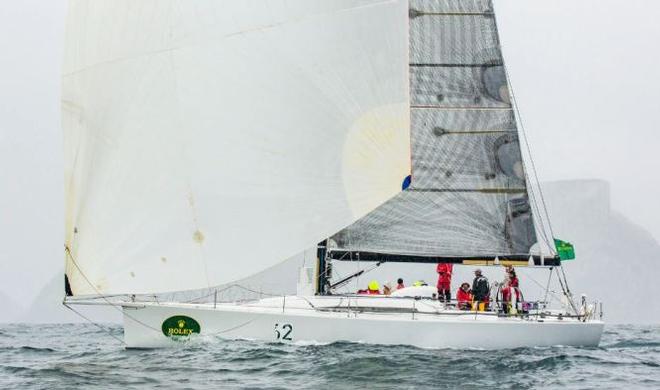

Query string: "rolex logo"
[161, 316, 201, 340]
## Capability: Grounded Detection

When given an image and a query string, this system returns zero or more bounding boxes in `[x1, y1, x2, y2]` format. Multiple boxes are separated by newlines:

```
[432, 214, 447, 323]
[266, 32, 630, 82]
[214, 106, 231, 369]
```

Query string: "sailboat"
[62, 0, 604, 349]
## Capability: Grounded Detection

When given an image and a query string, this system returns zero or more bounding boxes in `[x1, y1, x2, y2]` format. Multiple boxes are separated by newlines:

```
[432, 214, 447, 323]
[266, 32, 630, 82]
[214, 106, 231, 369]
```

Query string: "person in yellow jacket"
[357, 280, 381, 295]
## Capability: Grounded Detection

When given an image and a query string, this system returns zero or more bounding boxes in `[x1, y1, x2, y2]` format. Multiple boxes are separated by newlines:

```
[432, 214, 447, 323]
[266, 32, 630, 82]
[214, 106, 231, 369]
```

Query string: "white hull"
[122, 296, 604, 349]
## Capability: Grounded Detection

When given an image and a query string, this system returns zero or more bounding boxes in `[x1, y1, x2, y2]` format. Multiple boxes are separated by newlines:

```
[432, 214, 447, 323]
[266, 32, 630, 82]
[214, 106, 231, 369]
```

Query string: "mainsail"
[329, 0, 545, 261]
[62, 0, 411, 296]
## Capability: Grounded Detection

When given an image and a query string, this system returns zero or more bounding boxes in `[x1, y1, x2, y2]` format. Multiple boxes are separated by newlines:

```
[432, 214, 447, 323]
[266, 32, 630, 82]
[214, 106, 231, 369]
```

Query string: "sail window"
[495, 135, 524, 180]
[482, 66, 510, 104]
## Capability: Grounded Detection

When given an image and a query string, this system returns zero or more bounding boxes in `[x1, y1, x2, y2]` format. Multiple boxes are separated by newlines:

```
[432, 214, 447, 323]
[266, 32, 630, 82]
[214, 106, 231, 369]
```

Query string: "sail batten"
[329, 0, 540, 260]
[410, 63, 503, 67]
[410, 106, 513, 110]
[409, 188, 527, 193]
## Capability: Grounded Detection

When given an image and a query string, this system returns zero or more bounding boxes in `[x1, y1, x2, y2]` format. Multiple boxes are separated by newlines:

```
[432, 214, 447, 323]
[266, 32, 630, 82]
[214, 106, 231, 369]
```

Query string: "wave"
[604, 340, 660, 349]
[1, 324, 659, 389]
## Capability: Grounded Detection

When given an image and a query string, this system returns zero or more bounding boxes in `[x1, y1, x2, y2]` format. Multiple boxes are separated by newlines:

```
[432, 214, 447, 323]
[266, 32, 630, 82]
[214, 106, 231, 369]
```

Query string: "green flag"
[554, 238, 575, 260]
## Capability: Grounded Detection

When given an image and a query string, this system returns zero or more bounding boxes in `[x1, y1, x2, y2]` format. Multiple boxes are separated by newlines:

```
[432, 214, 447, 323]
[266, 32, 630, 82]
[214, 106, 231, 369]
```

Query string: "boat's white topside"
[118, 294, 604, 349]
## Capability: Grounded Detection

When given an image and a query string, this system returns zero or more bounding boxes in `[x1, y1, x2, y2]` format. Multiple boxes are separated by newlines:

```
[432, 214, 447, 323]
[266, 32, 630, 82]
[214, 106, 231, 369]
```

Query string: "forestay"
[62, 0, 410, 295]
[329, 0, 540, 259]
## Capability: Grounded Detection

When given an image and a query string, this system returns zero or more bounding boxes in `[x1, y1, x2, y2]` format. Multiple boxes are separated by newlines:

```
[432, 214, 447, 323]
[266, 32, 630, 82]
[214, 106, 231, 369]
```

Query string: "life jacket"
[456, 288, 472, 304]
[436, 263, 453, 286]
[502, 286, 512, 302]
[509, 276, 519, 288]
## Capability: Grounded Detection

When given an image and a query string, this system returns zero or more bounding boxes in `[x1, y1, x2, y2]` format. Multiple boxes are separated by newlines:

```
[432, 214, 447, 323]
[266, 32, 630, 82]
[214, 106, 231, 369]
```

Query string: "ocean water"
[0, 324, 658, 389]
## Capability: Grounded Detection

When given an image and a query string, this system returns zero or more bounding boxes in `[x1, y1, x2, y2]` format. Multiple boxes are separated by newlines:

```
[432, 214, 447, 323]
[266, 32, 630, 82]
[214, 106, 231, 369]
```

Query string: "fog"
[1, 1, 659, 324]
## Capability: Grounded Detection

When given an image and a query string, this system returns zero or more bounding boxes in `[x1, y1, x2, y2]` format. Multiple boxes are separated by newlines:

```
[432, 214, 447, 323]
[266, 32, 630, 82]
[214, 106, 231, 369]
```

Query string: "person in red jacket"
[502, 266, 520, 298]
[508, 269, 519, 288]
[436, 263, 453, 302]
[507, 267, 521, 302]
[456, 282, 472, 310]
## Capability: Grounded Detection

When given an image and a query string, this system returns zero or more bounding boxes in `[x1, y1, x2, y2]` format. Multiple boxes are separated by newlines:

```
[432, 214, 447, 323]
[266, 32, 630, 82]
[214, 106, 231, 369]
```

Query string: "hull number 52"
[274, 323, 293, 341]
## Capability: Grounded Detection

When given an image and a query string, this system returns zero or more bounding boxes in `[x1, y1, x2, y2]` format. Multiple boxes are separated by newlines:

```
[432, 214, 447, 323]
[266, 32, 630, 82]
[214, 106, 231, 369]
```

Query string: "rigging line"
[490, 2, 556, 254]
[558, 263, 573, 295]
[517, 268, 564, 306]
[183, 284, 246, 303]
[498, 51, 552, 251]
[355, 251, 361, 292]
[502, 69, 552, 252]
[505, 64, 556, 248]
[543, 267, 553, 305]
[555, 266, 578, 314]
[225, 284, 281, 297]
[330, 261, 382, 292]
[328, 267, 352, 287]
[182, 287, 227, 304]
[62, 302, 125, 345]
[202, 283, 283, 299]
[298, 296, 318, 310]
[64, 246, 162, 333]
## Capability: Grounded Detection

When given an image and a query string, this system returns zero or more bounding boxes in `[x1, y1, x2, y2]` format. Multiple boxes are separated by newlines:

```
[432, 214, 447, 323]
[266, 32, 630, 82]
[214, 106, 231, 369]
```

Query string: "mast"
[315, 240, 329, 295]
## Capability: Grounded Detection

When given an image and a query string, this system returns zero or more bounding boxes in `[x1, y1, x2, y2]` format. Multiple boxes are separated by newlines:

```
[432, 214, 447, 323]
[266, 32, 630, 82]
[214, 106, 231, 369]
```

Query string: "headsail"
[329, 0, 543, 261]
[62, 0, 411, 295]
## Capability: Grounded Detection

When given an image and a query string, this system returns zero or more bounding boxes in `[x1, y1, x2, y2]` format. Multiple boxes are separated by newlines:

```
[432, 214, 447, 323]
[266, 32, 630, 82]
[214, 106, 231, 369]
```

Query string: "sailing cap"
[474, 268, 482, 274]
[368, 280, 380, 291]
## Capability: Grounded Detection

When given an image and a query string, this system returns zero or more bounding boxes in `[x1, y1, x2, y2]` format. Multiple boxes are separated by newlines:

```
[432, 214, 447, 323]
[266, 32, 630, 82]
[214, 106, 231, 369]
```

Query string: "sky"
[494, 1, 660, 239]
[0, 0, 659, 312]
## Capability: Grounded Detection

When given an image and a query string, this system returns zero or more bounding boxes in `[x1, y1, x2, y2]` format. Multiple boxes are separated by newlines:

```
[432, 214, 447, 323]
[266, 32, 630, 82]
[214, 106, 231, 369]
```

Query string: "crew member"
[436, 263, 453, 302]
[357, 280, 381, 295]
[472, 269, 490, 311]
[383, 281, 392, 295]
[505, 266, 520, 301]
[367, 280, 380, 295]
[456, 282, 472, 310]
[396, 278, 405, 290]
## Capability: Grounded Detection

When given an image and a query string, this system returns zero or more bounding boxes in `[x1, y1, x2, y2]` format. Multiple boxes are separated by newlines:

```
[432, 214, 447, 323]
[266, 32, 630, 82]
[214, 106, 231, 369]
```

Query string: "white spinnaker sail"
[63, 0, 411, 296]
